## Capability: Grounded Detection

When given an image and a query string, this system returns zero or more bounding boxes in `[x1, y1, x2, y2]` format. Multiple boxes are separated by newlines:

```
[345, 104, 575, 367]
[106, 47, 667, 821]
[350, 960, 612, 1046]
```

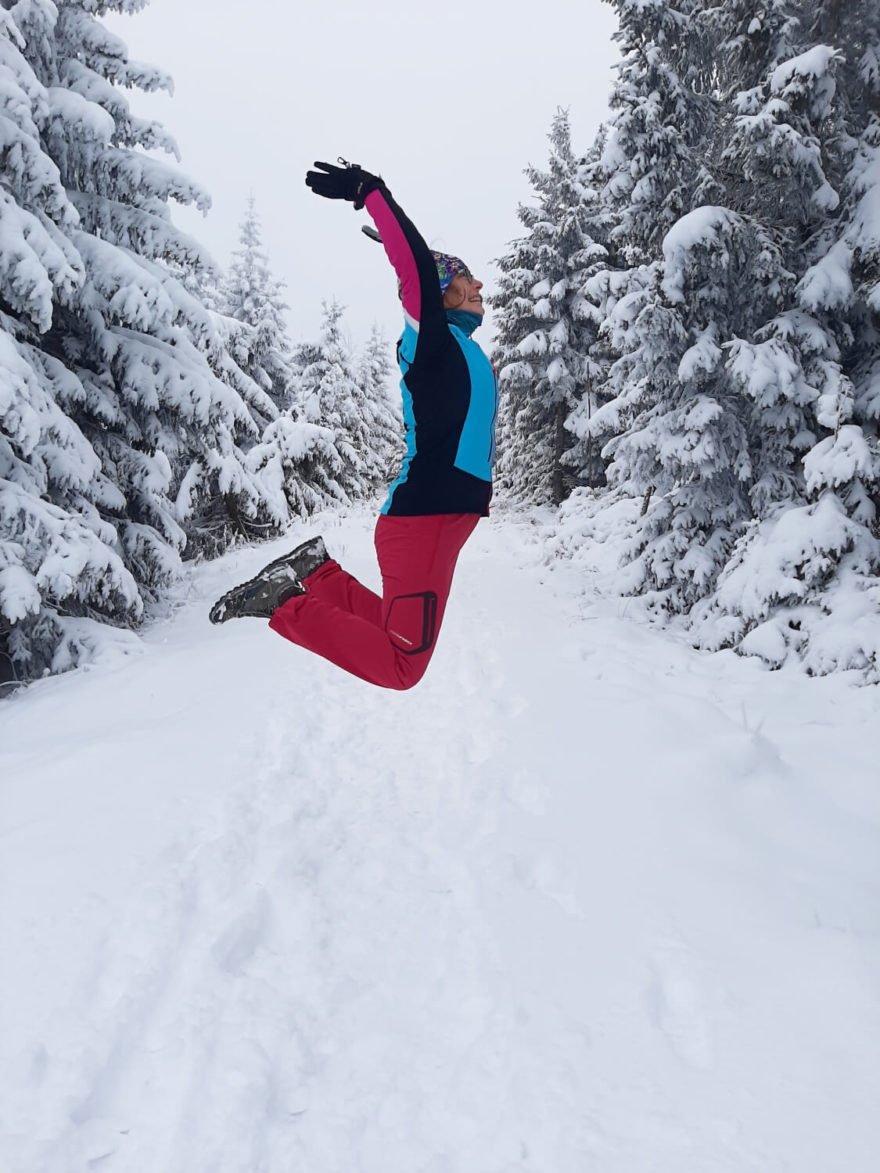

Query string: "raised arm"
[363, 187, 446, 352]
[305, 160, 448, 359]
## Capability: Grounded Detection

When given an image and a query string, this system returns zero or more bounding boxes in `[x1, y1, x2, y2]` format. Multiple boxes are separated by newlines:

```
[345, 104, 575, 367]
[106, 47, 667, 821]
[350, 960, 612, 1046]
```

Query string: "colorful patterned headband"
[432, 252, 473, 292]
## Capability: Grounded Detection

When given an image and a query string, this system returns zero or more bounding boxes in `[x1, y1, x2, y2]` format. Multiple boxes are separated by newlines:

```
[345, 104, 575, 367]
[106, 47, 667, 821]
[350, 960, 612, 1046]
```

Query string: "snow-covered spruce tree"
[244, 412, 344, 520]
[1, 0, 280, 685]
[827, 0, 880, 528]
[561, 131, 621, 492]
[164, 252, 223, 312]
[565, 0, 742, 598]
[685, 2, 880, 675]
[492, 109, 605, 505]
[599, 208, 801, 614]
[780, 0, 880, 676]
[221, 196, 295, 422]
[356, 323, 404, 493]
[599, 0, 720, 268]
[244, 335, 334, 519]
[301, 300, 385, 502]
[1, 2, 140, 687]
[559, 0, 724, 519]
[562, 0, 880, 676]
[247, 301, 376, 517]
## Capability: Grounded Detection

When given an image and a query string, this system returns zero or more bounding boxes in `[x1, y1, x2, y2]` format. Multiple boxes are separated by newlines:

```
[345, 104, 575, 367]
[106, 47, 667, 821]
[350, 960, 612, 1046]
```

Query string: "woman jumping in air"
[209, 160, 499, 690]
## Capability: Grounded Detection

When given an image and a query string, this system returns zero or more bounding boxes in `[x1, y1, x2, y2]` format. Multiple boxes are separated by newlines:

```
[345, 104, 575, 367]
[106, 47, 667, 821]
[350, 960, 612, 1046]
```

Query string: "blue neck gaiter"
[445, 309, 483, 337]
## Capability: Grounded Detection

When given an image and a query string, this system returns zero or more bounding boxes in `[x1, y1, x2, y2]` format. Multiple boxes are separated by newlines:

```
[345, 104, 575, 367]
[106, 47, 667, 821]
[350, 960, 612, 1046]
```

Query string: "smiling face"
[442, 273, 485, 316]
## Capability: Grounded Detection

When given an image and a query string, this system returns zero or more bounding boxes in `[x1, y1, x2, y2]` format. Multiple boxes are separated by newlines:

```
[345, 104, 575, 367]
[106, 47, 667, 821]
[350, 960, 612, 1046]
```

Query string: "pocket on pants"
[386, 592, 438, 655]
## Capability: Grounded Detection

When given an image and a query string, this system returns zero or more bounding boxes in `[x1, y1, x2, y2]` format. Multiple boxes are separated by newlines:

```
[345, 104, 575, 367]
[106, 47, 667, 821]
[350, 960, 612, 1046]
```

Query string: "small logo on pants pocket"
[386, 592, 438, 655]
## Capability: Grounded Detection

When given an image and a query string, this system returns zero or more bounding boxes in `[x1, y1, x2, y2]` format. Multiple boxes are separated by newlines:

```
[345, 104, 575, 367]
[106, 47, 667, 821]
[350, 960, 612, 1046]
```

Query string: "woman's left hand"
[305, 160, 383, 210]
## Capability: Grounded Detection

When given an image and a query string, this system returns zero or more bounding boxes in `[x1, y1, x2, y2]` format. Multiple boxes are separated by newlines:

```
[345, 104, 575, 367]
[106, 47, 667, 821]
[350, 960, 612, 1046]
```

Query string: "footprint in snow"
[645, 940, 715, 1070]
[211, 887, 272, 975]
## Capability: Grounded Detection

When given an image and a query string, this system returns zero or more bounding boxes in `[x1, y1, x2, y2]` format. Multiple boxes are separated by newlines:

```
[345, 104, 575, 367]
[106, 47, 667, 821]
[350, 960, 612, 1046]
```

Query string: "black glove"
[305, 160, 383, 210]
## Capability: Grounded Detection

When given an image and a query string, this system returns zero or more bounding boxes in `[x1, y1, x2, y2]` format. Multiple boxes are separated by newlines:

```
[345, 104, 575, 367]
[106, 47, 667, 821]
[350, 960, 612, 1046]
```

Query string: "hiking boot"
[284, 535, 330, 581]
[209, 536, 329, 624]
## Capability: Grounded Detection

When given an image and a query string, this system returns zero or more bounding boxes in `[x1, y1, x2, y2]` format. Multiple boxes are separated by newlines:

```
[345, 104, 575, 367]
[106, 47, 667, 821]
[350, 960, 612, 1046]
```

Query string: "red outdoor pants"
[268, 513, 480, 690]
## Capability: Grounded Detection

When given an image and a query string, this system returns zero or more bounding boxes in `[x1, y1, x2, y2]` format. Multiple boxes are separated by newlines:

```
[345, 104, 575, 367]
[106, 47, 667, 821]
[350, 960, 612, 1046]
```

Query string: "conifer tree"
[244, 412, 344, 520]
[600, 0, 720, 266]
[562, 0, 880, 675]
[599, 208, 795, 611]
[493, 109, 604, 505]
[356, 324, 403, 494]
[561, 135, 619, 490]
[0, 0, 280, 684]
[574, 0, 744, 607]
[678, 1, 880, 672]
[299, 301, 381, 502]
[1, 2, 140, 685]
[247, 301, 380, 518]
[245, 315, 403, 521]
[222, 197, 294, 423]
[564, 0, 723, 508]
[828, 0, 880, 531]
[604, 10, 844, 607]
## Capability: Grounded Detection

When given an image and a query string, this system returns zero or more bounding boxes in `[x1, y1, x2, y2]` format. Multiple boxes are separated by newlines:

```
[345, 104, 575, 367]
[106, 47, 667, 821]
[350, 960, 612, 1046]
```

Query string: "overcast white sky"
[105, 0, 619, 350]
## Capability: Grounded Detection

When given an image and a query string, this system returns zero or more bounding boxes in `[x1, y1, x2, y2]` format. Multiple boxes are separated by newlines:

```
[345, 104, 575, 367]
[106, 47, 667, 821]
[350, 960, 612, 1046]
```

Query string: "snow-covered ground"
[2, 508, 879, 1173]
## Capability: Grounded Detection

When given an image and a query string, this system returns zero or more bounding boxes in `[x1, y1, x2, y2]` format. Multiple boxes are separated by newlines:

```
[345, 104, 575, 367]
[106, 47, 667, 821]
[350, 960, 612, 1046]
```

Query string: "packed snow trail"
[2, 509, 879, 1172]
